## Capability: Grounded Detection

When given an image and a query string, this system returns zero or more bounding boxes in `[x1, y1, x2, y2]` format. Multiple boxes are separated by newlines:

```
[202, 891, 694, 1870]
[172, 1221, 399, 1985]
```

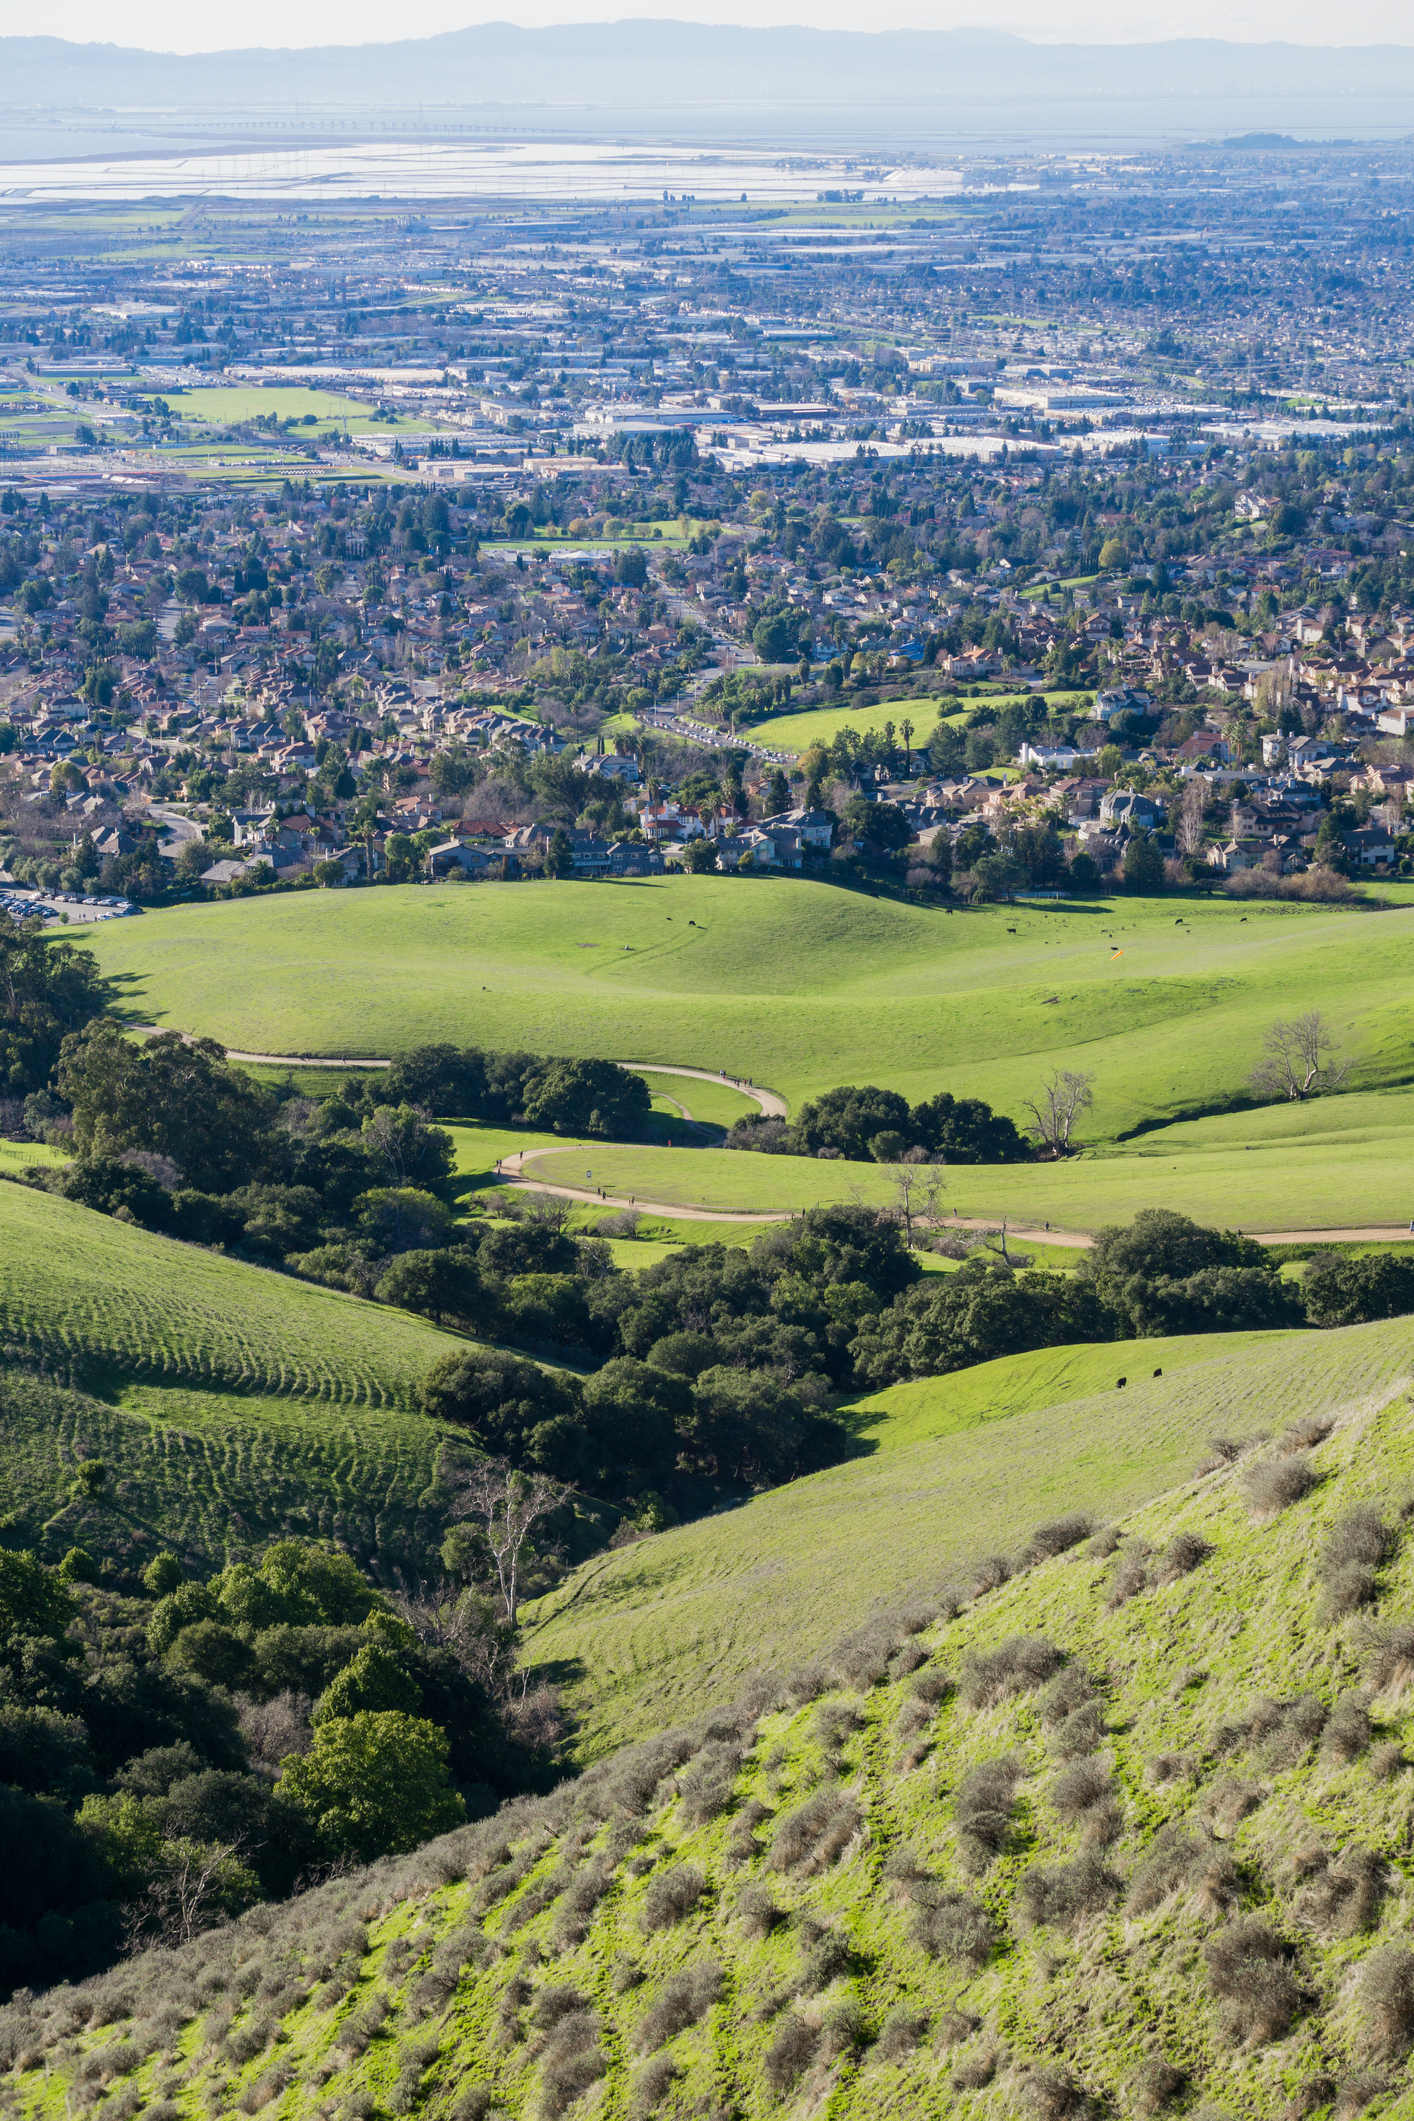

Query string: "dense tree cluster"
[0, 1537, 551, 2001]
[728, 1082, 1030, 1163]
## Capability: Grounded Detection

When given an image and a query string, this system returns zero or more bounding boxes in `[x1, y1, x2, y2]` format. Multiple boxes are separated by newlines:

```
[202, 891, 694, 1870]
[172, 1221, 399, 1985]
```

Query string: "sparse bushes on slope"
[1205, 1918, 1302, 2044]
[953, 1755, 1024, 1872]
[960, 1634, 1065, 1708]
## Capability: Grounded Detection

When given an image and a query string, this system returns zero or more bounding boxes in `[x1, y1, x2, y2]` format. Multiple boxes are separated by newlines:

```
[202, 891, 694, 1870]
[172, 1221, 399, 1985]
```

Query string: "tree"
[312, 859, 345, 889]
[315, 1643, 420, 1723]
[376, 1247, 480, 1326]
[1098, 537, 1127, 572]
[545, 827, 573, 880]
[1023, 1069, 1095, 1159]
[752, 612, 794, 663]
[520, 1057, 650, 1139]
[615, 546, 648, 588]
[446, 1460, 572, 1627]
[278, 1710, 464, 1862]
[682, 837, 719, 874]
[890, 1164, 946, 1249]
[0, 923, 109, 1096]
[1250, 1012, 1349, 1102]
[843, 797, 910, 851]
[360, 1103, 455, 1187]
[971, 851, 1026, 902]
[1122, 829, 1165, 893]
[56, 1025, 272, 1193]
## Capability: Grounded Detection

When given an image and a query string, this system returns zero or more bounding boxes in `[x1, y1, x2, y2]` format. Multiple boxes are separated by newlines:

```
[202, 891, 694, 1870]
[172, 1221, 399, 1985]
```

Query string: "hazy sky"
[28, 0, 1414, 51]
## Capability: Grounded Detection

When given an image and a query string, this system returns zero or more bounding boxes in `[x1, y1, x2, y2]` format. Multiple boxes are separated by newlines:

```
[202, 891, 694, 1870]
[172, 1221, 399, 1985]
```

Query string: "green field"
[146, 385, 405, 431]
[735, 689, 1090, 754]
[523, 1311, 1414, 1759]
[517, 1115, 1414, 1233]
[78, 881, 1414, 1154]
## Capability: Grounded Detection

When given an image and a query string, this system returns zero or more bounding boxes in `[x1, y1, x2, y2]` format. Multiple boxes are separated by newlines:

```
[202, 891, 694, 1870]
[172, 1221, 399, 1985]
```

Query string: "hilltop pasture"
[78, 879, 1414, 1148]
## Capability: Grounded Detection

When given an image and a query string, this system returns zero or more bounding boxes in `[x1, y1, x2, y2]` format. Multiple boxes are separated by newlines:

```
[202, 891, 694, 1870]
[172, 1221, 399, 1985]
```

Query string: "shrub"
[1321, 1691, 1372, 1762]
[1370, 1740, 1406, 1780]
[971, 1554, 1012, 1594]
[537, 2009, 602, 2118]
[633, 1962, 721, 2051]
[734, 1883, 781, 1940]
[1295, 1848, 1383, 1937]
[1039, 1667, 1095, 1726]
[1157, 1531, 1213, 1580]
[763, 2013, 821, 2096]
[959, 1635, 1064, 1708]
[767, 1789, 861, 1873]
[630, 2055, 678, 2116]
[640, 1864, 704, 1931]
[1021, 1515, 1093, 1566]
[909, 1885, 995, 1970]
[951, 2046, 998, 2091]
[1204, 1918, 1301, 2043]
[798, 1925, 850, 1992]
[1107, 1552, 1149, 1607]
[1128, 1823, 1206, 1913]
[1244, 1452, 1318, 1518]
[1360, 1945, 1414, 2058]
[530, 1986, 588, 2032]
[1367, 1623, 1414, 1692]
[677, 1743, 742, 1824]
[1323, 1506, 1389, 1571]
[872, 2008, 927, 2065]
[1050, 1758, 1115, 1826]
[1281, 1415, 1335, 1454]
[1019, 1850, 1121, 1930]
[937, 2009, 979, 2047]
[954, 1755, 1022, 1872]
[1323, 1563, 1379, 1620]
[1131, 2058, 1188, 2115]
[1051, 1705, 1105, 1758]
[1024, 2064, 1092, 2118]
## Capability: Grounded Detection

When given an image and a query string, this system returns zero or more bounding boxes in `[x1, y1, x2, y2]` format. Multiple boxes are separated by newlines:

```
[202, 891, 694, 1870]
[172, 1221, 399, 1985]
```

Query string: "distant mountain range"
[3, 24, 1414, 144]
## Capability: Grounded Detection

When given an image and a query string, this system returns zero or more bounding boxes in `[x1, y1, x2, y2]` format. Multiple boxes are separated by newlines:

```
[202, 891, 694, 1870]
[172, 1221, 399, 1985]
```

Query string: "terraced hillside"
[12, 1376, 1414, 2120]
[523, 1314, 1414, 1760]
[0, 1182, 455, 1402]
[0, 1185, 474, 1572]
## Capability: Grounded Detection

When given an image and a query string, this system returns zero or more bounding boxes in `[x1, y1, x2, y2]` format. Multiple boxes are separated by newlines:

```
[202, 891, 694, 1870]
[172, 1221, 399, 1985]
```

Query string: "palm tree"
[900, 717, 915, 772]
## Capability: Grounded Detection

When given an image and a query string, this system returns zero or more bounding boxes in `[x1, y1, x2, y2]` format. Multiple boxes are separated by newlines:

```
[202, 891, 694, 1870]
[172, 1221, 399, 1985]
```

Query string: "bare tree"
[1023, 1070, 1095, 1159]
[1249, 1012, 1349, 1102]
[390, 1576, 519, 1696]
[447, 1458, 572, 1628]
[890, 1165, 947, 1249]
[1175, 781, 1207, 857]
[122, 1839, 256, 1955]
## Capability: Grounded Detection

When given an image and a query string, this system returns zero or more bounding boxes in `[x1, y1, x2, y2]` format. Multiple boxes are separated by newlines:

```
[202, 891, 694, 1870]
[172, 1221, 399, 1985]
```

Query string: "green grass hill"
[523, 1314, 1414, 1762]
[76, 880, 1414, 1140]
[0, 1184, 476, 1574]
[13, 1354, 1414, 2120]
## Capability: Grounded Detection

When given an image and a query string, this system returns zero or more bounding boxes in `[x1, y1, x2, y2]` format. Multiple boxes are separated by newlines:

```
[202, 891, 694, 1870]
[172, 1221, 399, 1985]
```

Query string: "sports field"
[735, 689, 1090, 754]
[523, 1310, 1414, 1758]
[78, 882, 1414, 1150]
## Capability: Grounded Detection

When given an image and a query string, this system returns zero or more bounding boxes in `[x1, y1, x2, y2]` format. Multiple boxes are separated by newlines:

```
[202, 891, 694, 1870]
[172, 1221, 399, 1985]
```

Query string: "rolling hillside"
[12, 1362, 1414, 2120]
[0, 1184, 476, 1573]
[76, 879, 1414, 1137]
[523, 1315, 1414, 1760]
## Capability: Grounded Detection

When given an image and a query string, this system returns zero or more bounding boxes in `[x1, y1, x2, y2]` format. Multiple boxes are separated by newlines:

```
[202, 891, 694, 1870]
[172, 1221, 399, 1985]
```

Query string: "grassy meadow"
[522, 1311, 1414, 1759]
[78, 880, 1414, 1143]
